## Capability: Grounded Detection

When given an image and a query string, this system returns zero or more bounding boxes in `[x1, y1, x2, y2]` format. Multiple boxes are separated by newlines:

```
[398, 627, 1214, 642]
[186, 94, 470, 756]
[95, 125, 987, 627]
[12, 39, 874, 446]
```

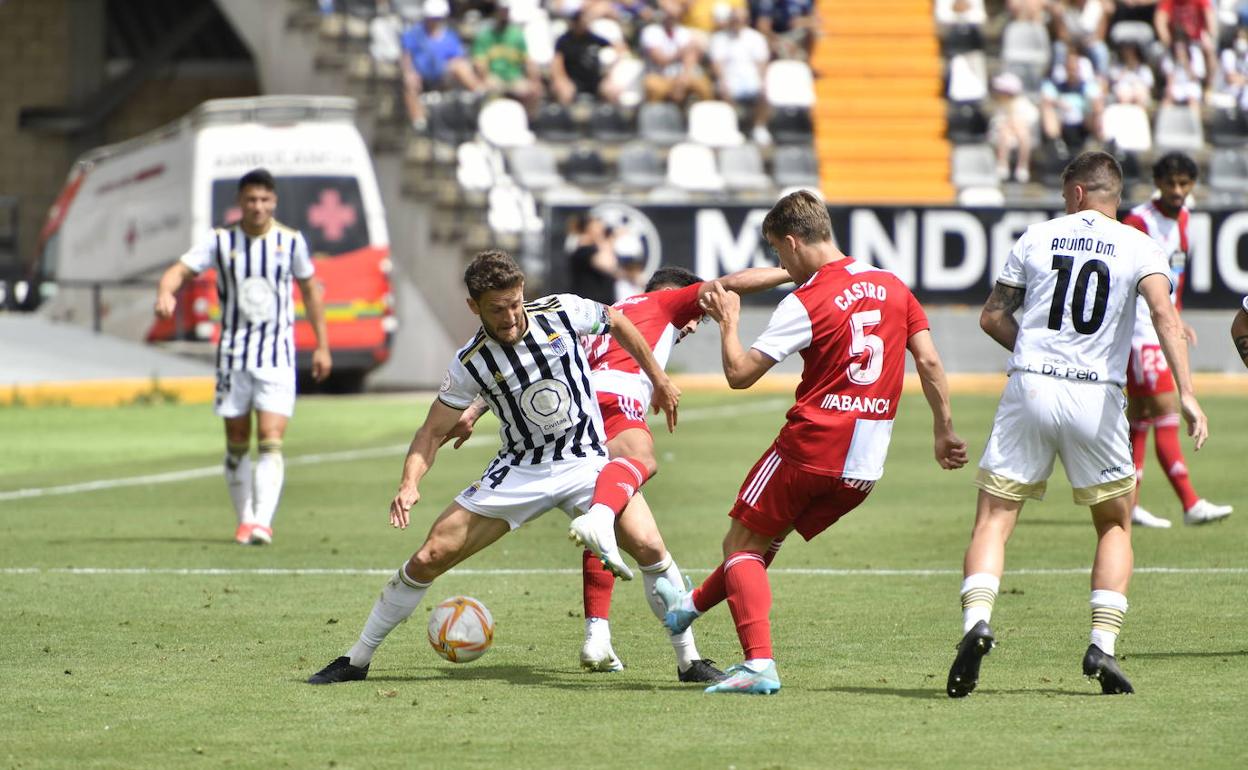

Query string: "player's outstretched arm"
[700, 281, 777, 389]
[154, 262, 195, 319]
[606, 306, 681, 432]
[979, 282, 1024, 351]
[907, 330, 968, 470]
[391, 399, 465, 529]
[297, 276, 333, 382]
[712, 267, 793, 297]
[1232, 307, 1248, 369]
[1141, 273, 1208, 450]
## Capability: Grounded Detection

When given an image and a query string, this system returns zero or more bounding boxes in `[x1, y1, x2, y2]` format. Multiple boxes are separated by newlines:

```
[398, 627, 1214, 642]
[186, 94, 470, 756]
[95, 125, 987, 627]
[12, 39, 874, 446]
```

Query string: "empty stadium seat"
[487, 183, 542, 234]
[618, 143, 666, 189]
[428, 93, 479, 144]
[507, 145, 564, 191]
[589, 103, 634, 143]
[1102, 103, 1153, 153]
[946, 102, 989, 144]
[958, 186, 1006, 206]
[457, 141, 504, 192]
[687, 101, 744, 147]
[1001, 21, 1050, 91]
[947, 52, 988, 103]
[563, 148, 612, 187]
[478, 98, 535, 148]
[666, 142, 725, 192]
[638, 102, 686, 146]
[533, 103, 581, 143]
[951, 144, 999, 188]
[765, 60, 815, 109]
[772, 145, 819, 189]
[1209, 108, 1248, 147]
[769, 106, 813, 145]
[1109, 20, 1155, 47]
[1209, 149, 1248, 194]
[719, 145, 773, 193]
[1154, 105, 1204, 152]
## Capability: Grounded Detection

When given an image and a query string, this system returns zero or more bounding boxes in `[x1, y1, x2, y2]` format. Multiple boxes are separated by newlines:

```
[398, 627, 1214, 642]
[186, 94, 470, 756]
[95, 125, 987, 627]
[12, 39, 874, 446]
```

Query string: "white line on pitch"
[2, 566, 1246, 577]
[0, 398, 787, 503]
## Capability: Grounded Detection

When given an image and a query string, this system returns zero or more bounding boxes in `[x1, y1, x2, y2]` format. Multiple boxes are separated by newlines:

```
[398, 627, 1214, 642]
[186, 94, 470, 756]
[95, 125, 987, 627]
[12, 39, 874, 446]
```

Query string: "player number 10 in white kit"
[1048, 255, 1110, 334]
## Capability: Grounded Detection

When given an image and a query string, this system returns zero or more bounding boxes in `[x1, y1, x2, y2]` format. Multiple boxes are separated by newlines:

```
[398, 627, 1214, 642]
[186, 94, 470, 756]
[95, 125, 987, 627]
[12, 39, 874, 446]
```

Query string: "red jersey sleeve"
[905, 288, 930, 336]
[1122, 212, 1149, 235]
[653, 281, 706, 327]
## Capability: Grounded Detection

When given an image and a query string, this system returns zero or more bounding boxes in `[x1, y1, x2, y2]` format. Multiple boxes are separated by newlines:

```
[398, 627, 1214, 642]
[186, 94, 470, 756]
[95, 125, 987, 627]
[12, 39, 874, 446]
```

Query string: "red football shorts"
[729, 443, 874, 541]
[1126, 342, 1175, 398]
[596, 391, 650, 441]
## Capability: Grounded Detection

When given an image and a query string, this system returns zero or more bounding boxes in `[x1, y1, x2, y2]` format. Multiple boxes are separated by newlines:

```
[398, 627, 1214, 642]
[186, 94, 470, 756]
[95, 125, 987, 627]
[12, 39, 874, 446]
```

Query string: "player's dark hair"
[238, 168, 276, 193]
[762, 190, 832, 245]
[645, 266, 700, 293]
[1060, 151, 1123, 200]
[464, 250, 525, 299]
[1153, 152, 1199, 182]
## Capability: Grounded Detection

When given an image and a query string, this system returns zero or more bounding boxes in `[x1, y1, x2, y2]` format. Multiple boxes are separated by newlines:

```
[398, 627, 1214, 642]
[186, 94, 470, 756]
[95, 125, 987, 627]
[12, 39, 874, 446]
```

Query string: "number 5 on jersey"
[848, 309, 883, 385]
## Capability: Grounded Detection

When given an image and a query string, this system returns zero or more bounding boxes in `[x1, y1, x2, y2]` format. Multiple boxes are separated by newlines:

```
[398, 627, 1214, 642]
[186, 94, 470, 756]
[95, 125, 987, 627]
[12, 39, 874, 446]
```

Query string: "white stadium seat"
[765, 60, 815, 109]
[478, 98, 535, 148]
[687, 101, 744, 148]
[666, 142, 725, 192]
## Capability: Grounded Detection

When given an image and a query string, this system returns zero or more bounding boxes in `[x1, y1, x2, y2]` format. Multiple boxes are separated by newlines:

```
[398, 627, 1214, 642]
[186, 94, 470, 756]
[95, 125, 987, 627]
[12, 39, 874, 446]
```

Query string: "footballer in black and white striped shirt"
[306, 250, 694, 685]
[155, 168, 331, 547]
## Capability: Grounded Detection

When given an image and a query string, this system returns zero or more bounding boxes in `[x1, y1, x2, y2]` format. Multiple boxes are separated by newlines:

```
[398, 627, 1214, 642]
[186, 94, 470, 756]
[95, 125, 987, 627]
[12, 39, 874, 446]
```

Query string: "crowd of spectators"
[334, 0, 816, 145]
[941, 0, 1248, 185]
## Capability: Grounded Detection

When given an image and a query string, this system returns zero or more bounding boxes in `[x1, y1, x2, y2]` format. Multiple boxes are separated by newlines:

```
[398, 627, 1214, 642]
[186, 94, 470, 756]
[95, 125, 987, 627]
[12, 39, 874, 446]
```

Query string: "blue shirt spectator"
[749, 0, 814, 34]
[402, 16, 467, 83]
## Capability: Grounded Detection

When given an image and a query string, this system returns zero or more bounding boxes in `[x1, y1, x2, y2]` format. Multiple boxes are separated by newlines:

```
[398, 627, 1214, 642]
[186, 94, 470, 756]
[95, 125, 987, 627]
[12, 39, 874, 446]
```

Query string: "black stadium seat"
[563, 148, 612, 187]
[1208, 108, 1248, 148]
[946, 102, 988, 144]
[589, 103, 634, 143]
[769, 106, 813, 145]
[533, 102, 581, 143]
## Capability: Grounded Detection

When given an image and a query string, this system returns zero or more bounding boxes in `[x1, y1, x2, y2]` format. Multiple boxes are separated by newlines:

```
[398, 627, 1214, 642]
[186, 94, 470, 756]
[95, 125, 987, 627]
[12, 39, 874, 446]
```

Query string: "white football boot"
[1183, 499, 1233, 526]
[1131, 505, 1172, 529]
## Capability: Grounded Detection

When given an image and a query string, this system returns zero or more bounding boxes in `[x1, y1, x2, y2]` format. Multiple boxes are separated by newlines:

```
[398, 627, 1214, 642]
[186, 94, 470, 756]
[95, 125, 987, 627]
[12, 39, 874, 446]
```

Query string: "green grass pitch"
[2, 391, 1246, 769]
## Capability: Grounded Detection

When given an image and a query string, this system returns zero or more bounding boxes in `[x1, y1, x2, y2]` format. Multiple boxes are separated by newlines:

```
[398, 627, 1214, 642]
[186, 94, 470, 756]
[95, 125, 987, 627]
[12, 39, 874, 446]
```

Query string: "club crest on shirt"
[493, 371, 506, 384]
[462, 481, 481, 498]
[548, 331, 567, 356]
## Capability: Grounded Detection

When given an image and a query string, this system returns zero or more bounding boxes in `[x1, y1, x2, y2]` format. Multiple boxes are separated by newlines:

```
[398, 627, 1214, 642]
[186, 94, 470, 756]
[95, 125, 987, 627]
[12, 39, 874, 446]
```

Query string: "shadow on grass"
[360, 665, 690, 692]
[1126, 650, 1248, 659]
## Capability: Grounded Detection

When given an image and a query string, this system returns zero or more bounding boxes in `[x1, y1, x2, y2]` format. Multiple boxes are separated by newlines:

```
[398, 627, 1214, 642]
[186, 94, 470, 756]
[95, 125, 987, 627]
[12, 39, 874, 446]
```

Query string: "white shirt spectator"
[1109, 60, 1155, 105]
[934, 0, 987, 24]
[641, 22, 695, 76]
[709, 24, 769, 98]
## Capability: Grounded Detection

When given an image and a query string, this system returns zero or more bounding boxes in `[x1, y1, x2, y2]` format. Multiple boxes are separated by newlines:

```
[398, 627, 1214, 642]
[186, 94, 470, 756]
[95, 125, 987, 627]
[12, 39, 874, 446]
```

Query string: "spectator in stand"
[399, 0, 484, 131]
[369, 0, 405, 66]
[640, 10, 714, 104]
[1053, 0, 1114, 74]
[552, 9, 626, 104]
[1041, 49, 1106, 156]
[473, 0, 544, 113]
[1156, 0, 1219, 84]
[989, 72, 1039, 183]
[1110, 0, 1159, 25]
[1218, 24, 1248, 109]
[1162, 33, 1208, 110]
[709, 4, 773, 144]
[680, 0, 747, 43]
[1007, 0, 1049, 22]
[750, 0, 817, 59]
[1109, 40, 1156, 106]
[935, 0, 989, 26]
[566, 213, 620, 305]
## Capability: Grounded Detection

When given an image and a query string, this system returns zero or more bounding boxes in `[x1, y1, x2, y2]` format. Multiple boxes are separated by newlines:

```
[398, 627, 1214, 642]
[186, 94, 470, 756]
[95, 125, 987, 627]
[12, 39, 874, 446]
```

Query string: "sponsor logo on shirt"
[820, 394, 892, 414]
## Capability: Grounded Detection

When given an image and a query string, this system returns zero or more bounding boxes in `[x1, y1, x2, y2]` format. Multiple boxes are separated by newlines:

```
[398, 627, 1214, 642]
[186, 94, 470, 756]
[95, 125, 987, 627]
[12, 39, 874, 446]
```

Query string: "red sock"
[590, 457, 650, 516]
[1154, 415, 1200, 510]
[692, 538, 783, 614]
[724, 551, 772, 660]
[582, 548, 614, 619]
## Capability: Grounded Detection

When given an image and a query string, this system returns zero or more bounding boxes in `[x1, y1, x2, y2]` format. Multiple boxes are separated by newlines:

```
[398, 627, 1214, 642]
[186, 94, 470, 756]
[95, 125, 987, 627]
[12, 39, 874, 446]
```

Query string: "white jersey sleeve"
[179, 230, 219, 274]
[1133, 237, 1171, 291]
[557, 293, 611, 336]
[437, 356, 480, 410]
[997, 230, 1029, 288]
[751, 292, 813, 362]
[290, 231, 315, 280]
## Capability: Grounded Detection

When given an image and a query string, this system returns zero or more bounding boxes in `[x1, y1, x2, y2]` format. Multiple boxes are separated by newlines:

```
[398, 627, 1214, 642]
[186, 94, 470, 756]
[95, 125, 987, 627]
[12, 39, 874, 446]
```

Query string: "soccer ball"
[427, 596, 495, 663]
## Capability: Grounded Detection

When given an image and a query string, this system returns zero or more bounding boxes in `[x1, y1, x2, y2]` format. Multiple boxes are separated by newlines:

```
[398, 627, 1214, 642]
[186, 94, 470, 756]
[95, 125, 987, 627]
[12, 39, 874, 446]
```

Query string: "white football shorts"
[454, 454, 610, 530]
[213, 367, 296, 418]
[976, 372, 1134, 505]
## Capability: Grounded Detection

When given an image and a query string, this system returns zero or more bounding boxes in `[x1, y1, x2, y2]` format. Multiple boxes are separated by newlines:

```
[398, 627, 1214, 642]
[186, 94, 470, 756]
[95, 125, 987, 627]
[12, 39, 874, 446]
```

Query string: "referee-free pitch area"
[2, 391, 1245, 769]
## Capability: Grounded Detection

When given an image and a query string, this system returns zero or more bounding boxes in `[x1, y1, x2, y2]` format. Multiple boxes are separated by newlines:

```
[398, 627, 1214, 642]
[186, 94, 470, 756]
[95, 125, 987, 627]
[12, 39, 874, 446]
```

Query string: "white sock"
[743, 657, 774, 673]
[960, 573, 1000, 634]
[1090, 589, 1128, 657]
[252, 439, 284, 528]
[347, 565, 431, 667]
[224, 445, 254, 524]
[585, 617, 610, 642]
[640, 554, 701, 669]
